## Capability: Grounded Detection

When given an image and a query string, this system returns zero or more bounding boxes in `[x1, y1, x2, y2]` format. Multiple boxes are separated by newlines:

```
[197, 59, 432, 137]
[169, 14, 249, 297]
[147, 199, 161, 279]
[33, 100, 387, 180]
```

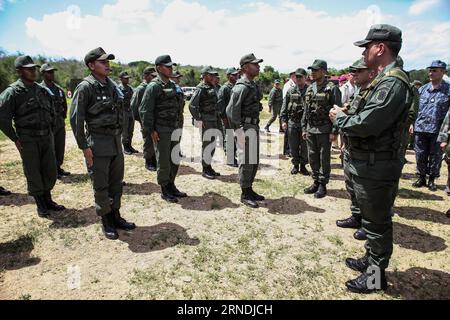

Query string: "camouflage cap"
[274, 80, 280, 84]
[155, 55, 177, 67]
[240, 53, 263, 67]
[40, 63, 57, 73]
[354, 24, 402, 47]
[308, 59, 327, 71]
[226, 67, 239, 75]
[143, 66, 156, 75]
[84, 47, 115, 66]
[119, 71, 131, 79]
[14, 55, 39, 69]
[294, 68, 307, 76]
[349, 58, 368, 71]
[201, 65, 218, 75]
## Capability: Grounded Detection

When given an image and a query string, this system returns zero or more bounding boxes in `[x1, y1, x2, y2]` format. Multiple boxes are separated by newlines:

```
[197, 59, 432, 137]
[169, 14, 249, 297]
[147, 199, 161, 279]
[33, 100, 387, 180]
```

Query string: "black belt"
[17, 128, 51, 137]
[242, 117, 259, 125]
[348, 150, 396, 164]
[89, 127, 122, 135]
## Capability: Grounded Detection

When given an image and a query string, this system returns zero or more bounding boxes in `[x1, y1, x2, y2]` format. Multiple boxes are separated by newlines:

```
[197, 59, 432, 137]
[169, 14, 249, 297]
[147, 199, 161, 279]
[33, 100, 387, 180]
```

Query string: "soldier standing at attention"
[226, 54, 265, 208]
[131, 66, 158, 171]
[335, 58, 377, 242]
[302, 59, 342, 199]
[437, 109, 450, 213]
[118, 71, 138, 155]
[218, 67, 239, 167]
[330, 24, 412, 293]
[0, 56, 65, 217]
[265, 80, 283, 133]
[189, 66, 221, 180]
[280, 68, 310, 176]
[139, 55, 187, 203]
[170, 71, 186, 158]
[70, 47, 135, 240]
[40, 63, 71, 179]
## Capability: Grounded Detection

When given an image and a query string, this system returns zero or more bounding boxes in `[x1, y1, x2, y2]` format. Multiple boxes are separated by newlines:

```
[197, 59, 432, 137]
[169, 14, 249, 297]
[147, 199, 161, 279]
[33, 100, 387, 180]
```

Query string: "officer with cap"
[189, 66, 222, 179]
[335, 58, 377, 242]
[280, 68, 310, 175]
[226, 53, 265, 208]
[40, 63, 71, 179]
[265, 80, 283, 133]
[0, 55, 65, 217]
[330, 24, 412, 293]
[139, 55, 187, 203]
[412, 60, 449, 191]
[118, 71, 138, 155]
[302, 59, 342, 199]
[70, 47, 135, 240]
[131, 66, 158, 171]
[218, 67, 240, 167]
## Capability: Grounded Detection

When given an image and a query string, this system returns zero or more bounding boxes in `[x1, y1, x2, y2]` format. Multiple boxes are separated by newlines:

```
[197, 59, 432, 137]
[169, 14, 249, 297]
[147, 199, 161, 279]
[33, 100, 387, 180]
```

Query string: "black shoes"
[314, 183, 327, 199]
[57, 167, 71, 179]
[291, 165, 299, 175]
[240, 188, 259, 208]
[353, 228, 368, 241]
[304, 181, 319, 194]
[264, 126, 270, 133]
[129, 146, 139, 154]
[169, 183, 187, 198]
[0, 186, 11, 196]
[123, 144, 138, 155]
[249, 188, 265, 201]
[446, 209, 450, 218]
[33, 195, 49, 217]
[44, 191, 65, 211]
[101, 213, 119, 240]
[427, 177, 437, 192]
[336, 216, 361, 229]
[161, 185, 178, 203]
[345, 269, 387, 294]
[412, 176, 426, 188]
[202, 166, 219, 179]
[345, 255, 370, 273]
[111, 209, 136, 231]
[145, 158, 157, 171]
[299, 165, 309, 176]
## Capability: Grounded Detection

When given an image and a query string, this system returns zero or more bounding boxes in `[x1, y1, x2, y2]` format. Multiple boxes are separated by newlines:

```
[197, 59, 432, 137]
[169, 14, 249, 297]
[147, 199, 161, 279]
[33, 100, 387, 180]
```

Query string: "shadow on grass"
[393, 221, 447, 253]
[119, 222, 200, 253]
[395, 206, 449, 225]
[0, 235, 41, 271]
[123, 182, 160, 196]
[0, 193, 34, 207]
[47, 206, 97, 229]
[261, 197, 326, 215]
[59, 173, 90, 184]
[397, 188, 443, 201]
[177, 192, 239, 211]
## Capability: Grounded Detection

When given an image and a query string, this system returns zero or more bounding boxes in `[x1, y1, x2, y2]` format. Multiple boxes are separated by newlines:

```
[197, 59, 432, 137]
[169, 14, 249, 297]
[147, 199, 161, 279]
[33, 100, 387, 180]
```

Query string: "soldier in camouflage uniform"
[118, 71, 138, 155]
[437, 109, 450, 205]
[0, 56, 65, 217]
[280, 68, 309, 175]
[70, 47, 135, 240]
[189, 66, 222, 179]
[40, 63, 71, 179]
[302, 59, 342, 199]
[265, 80, 283, 133]
[131, 66, 157, 171]
[170, 71, 186, 158]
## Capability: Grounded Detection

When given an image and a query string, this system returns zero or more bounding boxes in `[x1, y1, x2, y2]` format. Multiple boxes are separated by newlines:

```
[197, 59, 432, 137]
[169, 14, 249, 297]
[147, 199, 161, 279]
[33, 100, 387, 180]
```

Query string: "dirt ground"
[0, 108, 449, 300]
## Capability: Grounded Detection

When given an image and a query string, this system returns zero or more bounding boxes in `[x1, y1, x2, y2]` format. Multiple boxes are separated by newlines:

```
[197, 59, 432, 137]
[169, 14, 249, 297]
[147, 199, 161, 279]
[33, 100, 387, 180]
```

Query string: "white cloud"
[408, 0, 439, 16]
[23, 0, 449, 71]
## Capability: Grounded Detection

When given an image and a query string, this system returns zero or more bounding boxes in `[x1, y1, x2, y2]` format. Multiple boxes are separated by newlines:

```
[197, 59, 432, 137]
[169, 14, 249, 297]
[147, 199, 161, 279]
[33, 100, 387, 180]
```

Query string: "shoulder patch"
[375, 86, 390, 103]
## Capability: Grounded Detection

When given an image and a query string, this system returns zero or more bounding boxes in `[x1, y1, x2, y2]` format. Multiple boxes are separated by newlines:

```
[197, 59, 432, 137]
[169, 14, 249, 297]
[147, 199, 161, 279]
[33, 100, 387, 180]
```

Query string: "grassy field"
[0, 104, 449, 300]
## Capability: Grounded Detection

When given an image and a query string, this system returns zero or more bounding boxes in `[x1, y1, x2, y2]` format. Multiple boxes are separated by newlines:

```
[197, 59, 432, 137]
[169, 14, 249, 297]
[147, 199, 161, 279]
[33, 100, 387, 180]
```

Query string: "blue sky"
[0, 0, 449, 71]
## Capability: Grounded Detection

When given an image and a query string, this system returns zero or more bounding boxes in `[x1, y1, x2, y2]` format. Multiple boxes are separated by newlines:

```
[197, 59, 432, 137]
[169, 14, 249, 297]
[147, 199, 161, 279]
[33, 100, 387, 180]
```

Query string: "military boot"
[0, 186, 12, 196]
[314, 183, 327, 199]
[170, 183, 187, 198]
[345, 255, 370, 272]
[304, 181, 319, 194]
[299, 164, 309, 176]
[353, 228, 368, 241]
[446, 209, 450, 218]
[208, 166, 221, 177]
[290, 165, 299, 175]
[345, 269, 387, 294]
[412, 175, 426, 188]
[44, 191, 65, 211]
[161, 185, 178, 203]
[129, 145, 139, 154]
[123, 144, 133, 155]
[33, 195, 49, 217]
[249, 188, 265, 201]
[57, 167, 71, 177]
[202, 167, 216, 180]
[111, 209, 136, 230]
[241, 188, 258, 208]
[336, 216, 361, 229]
[101, 213, 119, 240]
[145, 158, 157, 171]
[427, 176, 437, 192]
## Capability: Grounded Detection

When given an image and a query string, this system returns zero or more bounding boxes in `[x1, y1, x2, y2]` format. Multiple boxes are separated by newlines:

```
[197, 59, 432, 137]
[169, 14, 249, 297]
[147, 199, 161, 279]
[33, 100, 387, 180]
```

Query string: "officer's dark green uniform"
[280, 68, 309, 174]
[218, 67, 239, 166]
[437, 109, 450, 215]
[70, 47, 135, 240]
[130, 67, 157, 170]
[139, 55, 186, 203]
[189, 66, 221, 179]
[226, 53, 265, 208]
[265, 81, 283, 132]
[40, 63, 70, 177]
[336, 25, 412, 293]
[0, 56, 63, 217]
[172, 71, 185, 130]
[302, 59, 342, 198]
[118, 71, 137, 154]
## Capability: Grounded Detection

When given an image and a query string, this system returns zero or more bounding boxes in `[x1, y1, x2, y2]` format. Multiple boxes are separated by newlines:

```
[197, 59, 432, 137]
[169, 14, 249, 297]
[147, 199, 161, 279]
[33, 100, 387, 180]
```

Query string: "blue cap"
[427, 60, 447, 69]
